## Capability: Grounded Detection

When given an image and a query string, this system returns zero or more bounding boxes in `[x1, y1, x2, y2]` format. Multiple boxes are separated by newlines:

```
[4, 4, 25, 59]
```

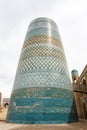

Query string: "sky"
[0, 0, 87, 98]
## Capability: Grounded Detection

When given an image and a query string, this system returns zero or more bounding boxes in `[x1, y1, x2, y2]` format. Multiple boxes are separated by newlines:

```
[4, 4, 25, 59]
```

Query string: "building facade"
[6, 18, 78, 124]
[0, 92, 2, 107]
[72, 65, 87, 119]
[2, 98, 10, 107]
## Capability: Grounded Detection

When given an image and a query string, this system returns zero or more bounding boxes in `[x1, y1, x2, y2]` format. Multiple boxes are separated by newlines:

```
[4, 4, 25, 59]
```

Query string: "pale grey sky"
[0, 0, 87, 97]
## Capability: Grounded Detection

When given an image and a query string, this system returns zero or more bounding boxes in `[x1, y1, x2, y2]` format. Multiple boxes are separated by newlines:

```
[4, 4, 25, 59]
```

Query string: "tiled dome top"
[71, 70, 78, 73]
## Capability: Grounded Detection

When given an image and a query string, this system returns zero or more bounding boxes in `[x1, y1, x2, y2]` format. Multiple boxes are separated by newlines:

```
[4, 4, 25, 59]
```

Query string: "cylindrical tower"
[7, 18, 78, 124]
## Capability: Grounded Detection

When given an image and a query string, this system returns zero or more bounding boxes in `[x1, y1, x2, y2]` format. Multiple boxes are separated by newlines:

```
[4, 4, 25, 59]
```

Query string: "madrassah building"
[72, 65, 87, 120]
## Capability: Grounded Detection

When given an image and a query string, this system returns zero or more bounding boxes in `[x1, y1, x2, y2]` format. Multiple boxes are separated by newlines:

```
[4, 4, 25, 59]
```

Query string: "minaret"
[7, 17, 78, 124]
[71, 70, 79, 83]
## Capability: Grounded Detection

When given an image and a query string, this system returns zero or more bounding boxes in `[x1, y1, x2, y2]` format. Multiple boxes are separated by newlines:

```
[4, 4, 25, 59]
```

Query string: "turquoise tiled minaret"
[6, 17, 78, 124]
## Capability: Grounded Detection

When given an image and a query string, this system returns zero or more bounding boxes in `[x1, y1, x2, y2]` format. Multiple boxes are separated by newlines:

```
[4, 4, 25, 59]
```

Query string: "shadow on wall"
[68, 99, 78, 123]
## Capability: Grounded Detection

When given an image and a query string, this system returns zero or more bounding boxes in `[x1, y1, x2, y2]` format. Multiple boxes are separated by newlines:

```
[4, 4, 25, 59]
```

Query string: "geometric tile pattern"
[18, 57, 67, 74]
[21, 41, 64, 60]
[23, 35, 63, 49]
[25, 28, 61, 42]
[7, 17, 78, 124]
[13, 72, 71, 90]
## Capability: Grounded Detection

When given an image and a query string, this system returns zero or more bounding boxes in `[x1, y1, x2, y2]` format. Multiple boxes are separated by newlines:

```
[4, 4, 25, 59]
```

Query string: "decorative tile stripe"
[20, 45, 65, 61]
[28, 21, 58, 33]
[7, 114, 78, 124]
[29, 17, 58, 28]
[23, 35, 63, 49]
[11, 88, 73, 100]
[13, 72, 71, 90]
[7, 87, 78, 124]
[24, 28, 61, 42]
[17, 57, 68, 75]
